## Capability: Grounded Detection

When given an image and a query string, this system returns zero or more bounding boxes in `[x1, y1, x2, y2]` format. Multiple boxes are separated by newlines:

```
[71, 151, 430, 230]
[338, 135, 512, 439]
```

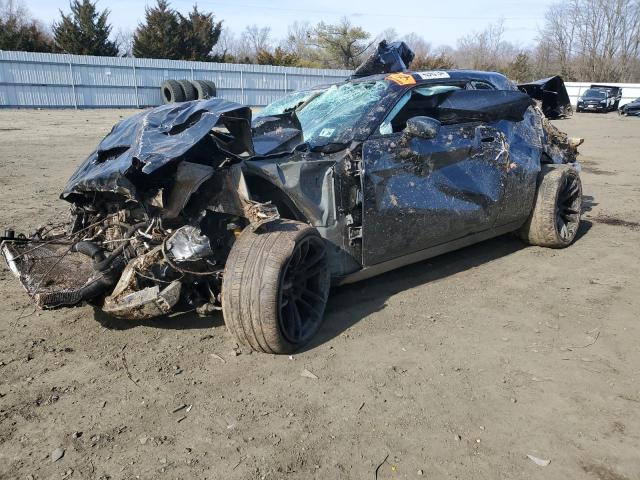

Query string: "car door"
[360, 87, 530, 266]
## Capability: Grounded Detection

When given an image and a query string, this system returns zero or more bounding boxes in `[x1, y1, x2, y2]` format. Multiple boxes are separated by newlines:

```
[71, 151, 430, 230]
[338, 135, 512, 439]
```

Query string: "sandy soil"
[0, 109, 639, 480]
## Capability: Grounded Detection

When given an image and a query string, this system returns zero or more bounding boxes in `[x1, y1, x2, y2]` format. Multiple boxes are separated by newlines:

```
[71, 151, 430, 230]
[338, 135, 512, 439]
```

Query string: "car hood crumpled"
[61, 98, 254, 205]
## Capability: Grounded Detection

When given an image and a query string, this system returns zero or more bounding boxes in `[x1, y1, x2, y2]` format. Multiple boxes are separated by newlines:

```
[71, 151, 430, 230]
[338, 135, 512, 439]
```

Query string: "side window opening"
[378, 84, 462, 135]
[469, 81, 495, 90]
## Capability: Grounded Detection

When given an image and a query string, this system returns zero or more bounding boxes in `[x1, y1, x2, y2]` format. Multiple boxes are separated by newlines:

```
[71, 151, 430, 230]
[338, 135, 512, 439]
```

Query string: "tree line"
[1, 0, 639, 82]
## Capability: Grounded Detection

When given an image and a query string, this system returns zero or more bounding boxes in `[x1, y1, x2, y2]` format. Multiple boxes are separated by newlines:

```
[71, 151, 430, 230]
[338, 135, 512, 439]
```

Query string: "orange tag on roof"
[385, 73, 416, 86]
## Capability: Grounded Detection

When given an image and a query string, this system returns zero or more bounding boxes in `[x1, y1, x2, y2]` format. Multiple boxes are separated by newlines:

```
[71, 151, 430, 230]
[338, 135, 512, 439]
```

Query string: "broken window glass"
[379, 85, 462, 134]
[255, 89, 323, 118]
[296, 81, 389, 147]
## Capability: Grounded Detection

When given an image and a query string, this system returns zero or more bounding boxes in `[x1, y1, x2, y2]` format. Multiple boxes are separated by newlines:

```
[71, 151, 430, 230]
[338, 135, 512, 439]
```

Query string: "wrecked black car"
[2, 68, 584, 354]
[619, 97, 640, 116]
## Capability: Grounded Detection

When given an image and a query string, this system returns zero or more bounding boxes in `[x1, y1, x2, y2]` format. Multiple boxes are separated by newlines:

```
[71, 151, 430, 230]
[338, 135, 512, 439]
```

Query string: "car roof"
[310, 69, 515, 92]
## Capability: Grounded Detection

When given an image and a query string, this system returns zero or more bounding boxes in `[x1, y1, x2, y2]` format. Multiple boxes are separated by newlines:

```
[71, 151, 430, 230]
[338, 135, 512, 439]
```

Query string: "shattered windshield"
[295, 81, 389, 147]
[256, 89, 322, 117]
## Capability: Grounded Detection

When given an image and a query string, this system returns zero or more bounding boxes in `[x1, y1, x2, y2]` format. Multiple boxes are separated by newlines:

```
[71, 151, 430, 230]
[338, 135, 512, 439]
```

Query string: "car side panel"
[361, 123, 508, 266]
[243, 155, 363, 278]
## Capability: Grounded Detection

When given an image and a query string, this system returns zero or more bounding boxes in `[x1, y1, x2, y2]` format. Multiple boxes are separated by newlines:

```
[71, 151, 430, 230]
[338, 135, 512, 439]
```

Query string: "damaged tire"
[177, 80, 197, 101]
[519, 164, 582, 248]
[161, 80, 185, 103]
[222, 220, 330, 354]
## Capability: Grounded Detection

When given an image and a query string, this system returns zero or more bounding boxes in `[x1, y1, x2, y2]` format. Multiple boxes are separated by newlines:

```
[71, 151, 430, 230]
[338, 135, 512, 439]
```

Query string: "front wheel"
[518, 165, 582, 248]
[222, 220, 330, 353]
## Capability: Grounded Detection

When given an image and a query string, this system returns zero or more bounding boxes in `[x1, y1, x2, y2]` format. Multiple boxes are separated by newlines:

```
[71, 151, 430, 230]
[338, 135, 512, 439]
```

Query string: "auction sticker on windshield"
[319, 128, 335, 137]
[385, 73, 417, 86]
[415, 71, 451, 80]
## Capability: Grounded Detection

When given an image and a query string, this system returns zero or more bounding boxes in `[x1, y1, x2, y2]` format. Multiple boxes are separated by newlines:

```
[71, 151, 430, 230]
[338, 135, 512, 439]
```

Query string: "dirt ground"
[0, 109, 639, 480]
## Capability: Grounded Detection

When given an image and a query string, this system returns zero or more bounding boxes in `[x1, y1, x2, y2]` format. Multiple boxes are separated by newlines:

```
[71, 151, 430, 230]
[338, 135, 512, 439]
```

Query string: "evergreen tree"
[179, 5, 222, 61]
[132, 0, 183, 59]
[53, 0, 118, 56]
[133, 1, 222, 61]
[506, 52, 532, 82]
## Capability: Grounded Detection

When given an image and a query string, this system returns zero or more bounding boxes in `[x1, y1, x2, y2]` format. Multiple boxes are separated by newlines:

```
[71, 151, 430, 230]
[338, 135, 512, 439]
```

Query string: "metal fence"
[2, 51, 640, 110]
[0, 50, 352, 108]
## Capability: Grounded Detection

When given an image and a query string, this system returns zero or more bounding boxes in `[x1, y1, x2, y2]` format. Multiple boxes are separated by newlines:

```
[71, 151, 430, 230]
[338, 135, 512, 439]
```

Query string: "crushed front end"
[2, 98, 277, 319]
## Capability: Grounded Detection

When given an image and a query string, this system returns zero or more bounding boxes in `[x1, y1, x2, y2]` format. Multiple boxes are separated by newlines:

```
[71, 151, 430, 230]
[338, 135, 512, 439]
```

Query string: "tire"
[222, 220, 330, 354]
[202, 80, 217, 97]
[161, 80, 185, 104]
[191, 80, 216, 100]
[177, 80, 196, 101]
[518, 164, 582, 248]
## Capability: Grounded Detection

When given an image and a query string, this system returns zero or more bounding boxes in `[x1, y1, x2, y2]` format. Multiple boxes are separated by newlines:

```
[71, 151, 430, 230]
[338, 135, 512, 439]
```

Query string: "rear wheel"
[518, 164, 582, 248]
[222, 220, 330, 354]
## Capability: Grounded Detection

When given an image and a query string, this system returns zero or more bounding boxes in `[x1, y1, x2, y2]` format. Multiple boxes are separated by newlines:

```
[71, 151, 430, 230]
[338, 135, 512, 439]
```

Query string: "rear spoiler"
[518, 75, 572, 119]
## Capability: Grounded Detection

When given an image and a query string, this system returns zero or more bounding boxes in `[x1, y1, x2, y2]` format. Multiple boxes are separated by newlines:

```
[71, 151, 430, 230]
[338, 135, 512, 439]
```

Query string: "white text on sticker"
[416, 71, 451, 80]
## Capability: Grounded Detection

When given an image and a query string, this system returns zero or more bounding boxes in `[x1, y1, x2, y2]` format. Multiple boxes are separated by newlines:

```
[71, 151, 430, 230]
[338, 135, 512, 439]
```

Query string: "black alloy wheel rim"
[278, 236, 329, 345]
[556, 173, 581, 241]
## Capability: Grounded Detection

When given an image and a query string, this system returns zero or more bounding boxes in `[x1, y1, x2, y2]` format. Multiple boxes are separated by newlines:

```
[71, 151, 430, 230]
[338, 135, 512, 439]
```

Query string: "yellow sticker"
[385, 73, 416, 86]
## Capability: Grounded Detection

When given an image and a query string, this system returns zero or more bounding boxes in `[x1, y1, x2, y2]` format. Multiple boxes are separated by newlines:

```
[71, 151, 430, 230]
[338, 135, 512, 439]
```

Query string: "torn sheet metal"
[252, 112, 304, 156]
[243, 154, 339, 227]
[62, 98, 254, 206]
[163, 162, 214, 219]
[102, 247, 181, 319]
[424, 90, 533, 124]
[352, 40, 415, 78]
[166, 226, 213, 262]
[518, 76, 572, 119]
[102, 281, 182, 319]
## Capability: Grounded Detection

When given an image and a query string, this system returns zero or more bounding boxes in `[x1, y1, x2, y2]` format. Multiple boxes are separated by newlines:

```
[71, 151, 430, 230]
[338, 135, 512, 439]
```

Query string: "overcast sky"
[26, 0, 557, 47]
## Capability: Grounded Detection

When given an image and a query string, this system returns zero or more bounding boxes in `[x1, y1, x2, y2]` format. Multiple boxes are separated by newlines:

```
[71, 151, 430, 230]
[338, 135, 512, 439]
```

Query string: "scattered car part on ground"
[619, 97, 640, 116]
[162, 79, 217, 103]
[2, 46, 585, 354]
[518, 76, 573, 119]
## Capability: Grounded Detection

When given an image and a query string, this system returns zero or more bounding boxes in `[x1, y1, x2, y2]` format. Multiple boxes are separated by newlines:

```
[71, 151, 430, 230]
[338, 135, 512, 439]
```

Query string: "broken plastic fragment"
[527, 454, 550, 466]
